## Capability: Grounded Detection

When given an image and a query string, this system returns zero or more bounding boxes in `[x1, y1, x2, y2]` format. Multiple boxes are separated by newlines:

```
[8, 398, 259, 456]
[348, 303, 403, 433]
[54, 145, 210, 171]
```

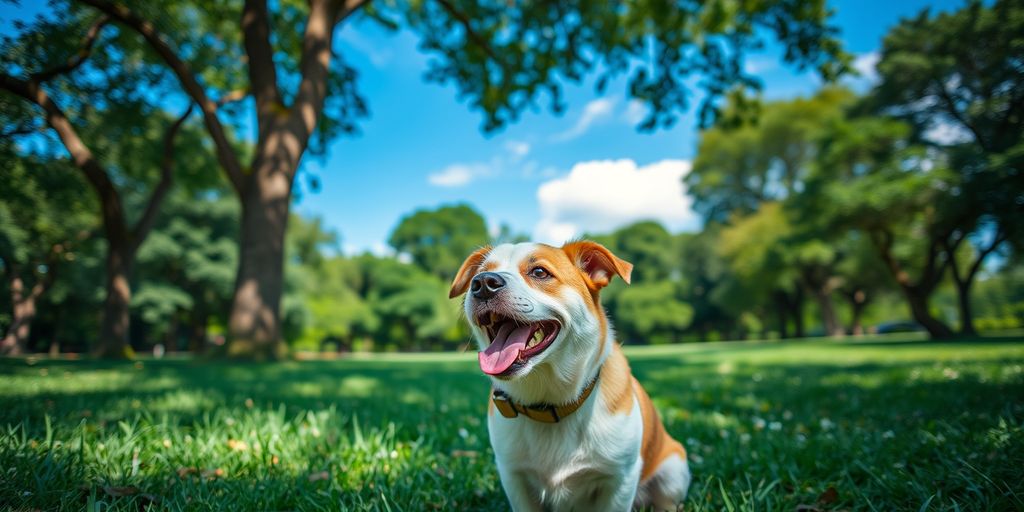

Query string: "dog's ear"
[562, 241, 633, 289]
[449, 246, 492, 298]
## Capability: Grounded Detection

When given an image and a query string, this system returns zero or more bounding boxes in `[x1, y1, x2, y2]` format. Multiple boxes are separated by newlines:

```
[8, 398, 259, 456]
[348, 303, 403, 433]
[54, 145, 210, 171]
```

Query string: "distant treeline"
[2, 0, 1021, 355]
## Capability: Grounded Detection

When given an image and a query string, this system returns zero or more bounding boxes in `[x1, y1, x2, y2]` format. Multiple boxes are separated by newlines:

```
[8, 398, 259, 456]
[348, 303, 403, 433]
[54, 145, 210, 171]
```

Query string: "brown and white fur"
[449, 241, 690, 511]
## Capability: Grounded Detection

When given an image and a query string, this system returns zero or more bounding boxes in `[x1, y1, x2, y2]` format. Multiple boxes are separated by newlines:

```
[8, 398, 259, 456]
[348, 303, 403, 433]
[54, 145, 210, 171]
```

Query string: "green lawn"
[2, 337, 1023, 511]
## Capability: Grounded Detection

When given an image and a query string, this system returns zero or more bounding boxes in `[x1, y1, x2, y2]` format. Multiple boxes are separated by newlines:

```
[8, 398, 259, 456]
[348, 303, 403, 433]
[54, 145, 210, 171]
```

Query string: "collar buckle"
[492, 391, 520, 419]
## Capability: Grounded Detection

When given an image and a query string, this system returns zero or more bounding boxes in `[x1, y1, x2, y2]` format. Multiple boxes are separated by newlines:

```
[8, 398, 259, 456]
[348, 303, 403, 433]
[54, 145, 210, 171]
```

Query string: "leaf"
[818, 486, 839, 505]
[307, 471, 330, 482]
[102, 486, 139, 497]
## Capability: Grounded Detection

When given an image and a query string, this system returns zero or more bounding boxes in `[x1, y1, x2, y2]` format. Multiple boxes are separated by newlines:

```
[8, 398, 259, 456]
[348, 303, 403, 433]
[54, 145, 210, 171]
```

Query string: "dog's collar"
[491, 370, 601, 423]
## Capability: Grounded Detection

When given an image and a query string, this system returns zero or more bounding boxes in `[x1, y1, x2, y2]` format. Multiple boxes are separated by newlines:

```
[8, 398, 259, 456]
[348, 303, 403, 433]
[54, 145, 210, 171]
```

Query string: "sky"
[296, 0, 964, 255]
[1, 0, 966, 255]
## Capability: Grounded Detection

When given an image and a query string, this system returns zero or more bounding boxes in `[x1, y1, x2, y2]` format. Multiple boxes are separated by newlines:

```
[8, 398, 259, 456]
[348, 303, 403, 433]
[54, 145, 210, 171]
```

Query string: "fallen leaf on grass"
[176, 467, 198, 478]
[227, 439, 249, 451]
[795, 486, 840, 512]
[818, 486, 839, 505]
[103, 486, 139, 497]
[307, 471, 330, 482]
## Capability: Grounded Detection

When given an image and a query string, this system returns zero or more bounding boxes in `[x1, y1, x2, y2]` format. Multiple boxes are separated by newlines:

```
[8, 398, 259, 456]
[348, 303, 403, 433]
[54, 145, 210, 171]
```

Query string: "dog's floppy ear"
[562, 240, 633, 289]
[449, 246, 492, 298]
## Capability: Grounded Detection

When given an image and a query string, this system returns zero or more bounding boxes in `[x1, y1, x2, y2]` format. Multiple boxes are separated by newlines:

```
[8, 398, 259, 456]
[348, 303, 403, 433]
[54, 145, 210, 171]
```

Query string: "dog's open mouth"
[475, 312, 560, 377]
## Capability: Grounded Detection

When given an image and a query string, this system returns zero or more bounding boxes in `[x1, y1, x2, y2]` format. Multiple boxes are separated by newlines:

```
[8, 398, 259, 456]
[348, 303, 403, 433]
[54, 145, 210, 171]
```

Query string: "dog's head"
[449, 241, 632, 387]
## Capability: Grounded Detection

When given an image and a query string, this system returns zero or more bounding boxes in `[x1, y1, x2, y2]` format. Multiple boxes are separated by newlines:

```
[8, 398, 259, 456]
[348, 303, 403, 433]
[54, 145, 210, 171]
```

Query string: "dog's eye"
[529, 267, 550, 279]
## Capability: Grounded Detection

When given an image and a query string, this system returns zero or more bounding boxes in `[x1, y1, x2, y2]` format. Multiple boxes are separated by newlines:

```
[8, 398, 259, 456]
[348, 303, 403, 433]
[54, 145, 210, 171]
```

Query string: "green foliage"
[604, 221, 677, 282]
[387, 204, 489, 282]
[613, 282, 693, 344]
[688, 87, 853, 222]
[864, 0, 1024, 306]
[132, 192, 238, 349]
[400, 0, 849, 131]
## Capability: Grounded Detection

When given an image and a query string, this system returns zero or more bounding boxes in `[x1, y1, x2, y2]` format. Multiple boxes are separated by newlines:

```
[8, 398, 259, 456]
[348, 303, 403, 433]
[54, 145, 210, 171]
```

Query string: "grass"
[1, 337, 1023, 511]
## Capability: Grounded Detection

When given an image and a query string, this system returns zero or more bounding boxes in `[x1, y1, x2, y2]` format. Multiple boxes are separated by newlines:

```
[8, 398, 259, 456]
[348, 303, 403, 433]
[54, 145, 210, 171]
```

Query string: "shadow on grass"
[1, 341, 1023, 510]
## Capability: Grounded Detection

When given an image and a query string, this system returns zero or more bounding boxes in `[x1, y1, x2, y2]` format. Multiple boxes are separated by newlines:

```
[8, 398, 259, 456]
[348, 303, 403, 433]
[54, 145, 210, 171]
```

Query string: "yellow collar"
[491, 370, 600, 423]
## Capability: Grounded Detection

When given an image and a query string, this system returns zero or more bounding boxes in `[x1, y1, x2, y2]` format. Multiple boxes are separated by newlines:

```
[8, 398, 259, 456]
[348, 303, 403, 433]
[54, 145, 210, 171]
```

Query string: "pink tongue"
[479, 323, 535, 375]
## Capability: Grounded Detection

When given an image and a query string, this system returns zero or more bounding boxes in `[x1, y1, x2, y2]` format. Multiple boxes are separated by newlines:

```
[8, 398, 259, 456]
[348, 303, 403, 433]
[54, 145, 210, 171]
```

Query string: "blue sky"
[1, 1, 965, 255]
[297, 0, 964, 255]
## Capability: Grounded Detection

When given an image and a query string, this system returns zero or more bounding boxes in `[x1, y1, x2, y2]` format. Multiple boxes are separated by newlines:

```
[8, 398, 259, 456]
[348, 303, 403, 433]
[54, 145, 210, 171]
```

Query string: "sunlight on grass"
[2, 338, 1023, 511]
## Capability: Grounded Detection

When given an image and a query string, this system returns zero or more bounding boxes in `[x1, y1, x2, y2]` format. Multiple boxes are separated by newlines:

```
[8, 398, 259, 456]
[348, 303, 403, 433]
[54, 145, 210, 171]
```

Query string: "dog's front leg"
[597, 459, 643, 512]
[497, 466, 543, 512]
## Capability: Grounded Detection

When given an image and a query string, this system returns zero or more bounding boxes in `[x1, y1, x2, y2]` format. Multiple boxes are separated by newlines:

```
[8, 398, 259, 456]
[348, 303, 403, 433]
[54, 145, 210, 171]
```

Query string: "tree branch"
[290, 0, 369, 143]
[31, 15, 111, 82]
[130, 103, 195, 249]
[217, 89, 250, 109]
[242, 0, 282, 127]
[965, 229, 1008, 285]
[434, 0, 502, 65]
[931, 75, 990, 152]
[74, 0, 247, 193]
[30, 243, 65, 301]
[0, 72, 129, 245]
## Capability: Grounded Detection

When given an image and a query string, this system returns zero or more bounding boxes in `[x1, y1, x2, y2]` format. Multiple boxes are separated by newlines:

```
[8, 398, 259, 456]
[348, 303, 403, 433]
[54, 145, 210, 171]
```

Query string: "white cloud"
[743, 55, 778, 75]
[504, 140, 531, 159]
[852, 52, 880, 83]
[533, 159, 699, 244]
[428, 163, 488, 187]
[623, 99, 647, 125]
[552, 98, 616, 142]
[338, 28, 392, 67]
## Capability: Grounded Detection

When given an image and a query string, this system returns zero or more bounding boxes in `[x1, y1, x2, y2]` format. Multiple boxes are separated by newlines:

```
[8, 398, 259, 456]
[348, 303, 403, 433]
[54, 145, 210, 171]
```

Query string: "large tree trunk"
[94, 246, 133, 358]
[788, 285, 806, 338]
[773, 291, 790, 339]
[1, 258, 56, 355]
[227, 155, 293, 360]
[871, 229, 956, 340]
[800, 268, 844, 337]
[953, 281, 976, 337]
[846, 290, 867, 335]
[810, 288, 843, 337]
[1, 276, 37, 355]
[944, 232, 1007, 338]
[903, 286, 954, 339]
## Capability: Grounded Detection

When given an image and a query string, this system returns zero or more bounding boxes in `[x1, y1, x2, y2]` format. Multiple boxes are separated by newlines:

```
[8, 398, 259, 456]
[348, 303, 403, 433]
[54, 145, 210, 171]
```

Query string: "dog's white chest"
[488, 396, 644, 509]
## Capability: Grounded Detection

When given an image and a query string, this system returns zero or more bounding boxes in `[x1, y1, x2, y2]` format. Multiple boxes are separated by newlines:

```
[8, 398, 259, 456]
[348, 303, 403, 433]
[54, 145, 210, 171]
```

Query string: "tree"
[687, 87, 853, 222]
[612, 282, 693, 344]
[388, 204, 489, 281]
[809, 116, 959, 338]
[688, 90, 857, 337]
[0, 145, 96, 354]
[0, 15, 202, 356]
[866, 0, 1024, 335]
[604, 221, 676, 283]
[676, 229, 741, 341]
[716, 203, 810, 338]
[68, 0, 847, 359]
[831, 232, 894, 335]
[133, 192, 238, 352]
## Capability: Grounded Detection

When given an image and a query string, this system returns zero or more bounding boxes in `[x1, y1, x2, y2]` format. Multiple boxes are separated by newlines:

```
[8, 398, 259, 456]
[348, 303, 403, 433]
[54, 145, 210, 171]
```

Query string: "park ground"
[1, 336, 1023, 511]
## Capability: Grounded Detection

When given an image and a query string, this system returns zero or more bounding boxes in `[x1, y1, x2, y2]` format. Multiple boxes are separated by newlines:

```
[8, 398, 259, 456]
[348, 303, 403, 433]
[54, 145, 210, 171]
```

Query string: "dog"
[449, 241, 690, 511]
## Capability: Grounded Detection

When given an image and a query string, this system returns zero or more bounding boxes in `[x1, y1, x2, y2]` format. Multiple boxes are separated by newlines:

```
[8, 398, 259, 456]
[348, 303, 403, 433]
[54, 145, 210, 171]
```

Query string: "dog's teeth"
[526, 329, 544, 348]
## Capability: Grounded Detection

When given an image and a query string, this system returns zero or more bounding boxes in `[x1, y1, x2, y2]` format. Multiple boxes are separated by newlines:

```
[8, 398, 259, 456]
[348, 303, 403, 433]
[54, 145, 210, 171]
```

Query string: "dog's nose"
[471, 272, 506, 299]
